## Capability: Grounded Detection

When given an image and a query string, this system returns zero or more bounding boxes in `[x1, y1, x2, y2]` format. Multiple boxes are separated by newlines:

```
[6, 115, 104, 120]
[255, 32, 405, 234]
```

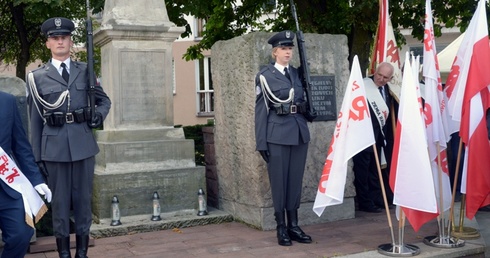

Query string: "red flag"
[369, 0, 402, 100]
[313, 56, 375, 216]
[456, 0, 490, 219]
[390, 52, 437, 232]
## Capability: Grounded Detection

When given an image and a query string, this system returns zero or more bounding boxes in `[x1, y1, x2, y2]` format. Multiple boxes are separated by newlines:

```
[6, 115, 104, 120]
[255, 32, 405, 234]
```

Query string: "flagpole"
[423, 144, 465, 247]
[450, 139, 480, 239]
[372, 144, 395, 245]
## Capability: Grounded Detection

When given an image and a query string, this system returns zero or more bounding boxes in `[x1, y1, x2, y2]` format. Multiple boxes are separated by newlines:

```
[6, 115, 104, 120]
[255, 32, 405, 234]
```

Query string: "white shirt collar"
[51, 58, 71, 72]
[274, 63, 289, 75]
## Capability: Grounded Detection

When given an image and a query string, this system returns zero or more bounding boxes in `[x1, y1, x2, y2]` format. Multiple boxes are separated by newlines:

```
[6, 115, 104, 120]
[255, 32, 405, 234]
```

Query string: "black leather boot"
[75, 235, 89, 258]
[56, 236, 72, 258]
[286, 210, 312, 243]
[274, 212, 292, 246]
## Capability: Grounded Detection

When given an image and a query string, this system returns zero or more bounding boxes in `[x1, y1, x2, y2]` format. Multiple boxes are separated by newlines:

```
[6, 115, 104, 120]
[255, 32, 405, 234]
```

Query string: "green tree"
[166, 0, 485, 75]
[0, 0, 104, 80]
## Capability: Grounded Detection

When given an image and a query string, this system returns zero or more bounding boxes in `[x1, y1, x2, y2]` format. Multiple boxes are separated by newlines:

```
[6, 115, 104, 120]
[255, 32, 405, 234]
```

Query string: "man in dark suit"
[352, 62, 395, 213]
[0, 91, 51, 257]
[26, 17, 111, 258]
[255, 31, 312, 246]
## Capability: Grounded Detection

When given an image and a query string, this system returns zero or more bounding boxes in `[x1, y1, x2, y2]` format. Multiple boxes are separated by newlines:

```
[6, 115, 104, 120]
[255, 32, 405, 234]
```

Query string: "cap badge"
[54, 18, 62, 28]
[286, 31, 291, 38]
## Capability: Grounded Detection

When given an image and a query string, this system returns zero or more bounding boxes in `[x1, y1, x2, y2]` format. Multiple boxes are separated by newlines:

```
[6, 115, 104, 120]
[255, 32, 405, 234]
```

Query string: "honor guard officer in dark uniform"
[26, 17, 111, 258]
[255, 31, 312, 246]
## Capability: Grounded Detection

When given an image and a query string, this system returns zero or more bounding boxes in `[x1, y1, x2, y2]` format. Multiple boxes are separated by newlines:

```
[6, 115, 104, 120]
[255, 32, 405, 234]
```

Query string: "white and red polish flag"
[389, 52, 437, 231]
[423, 0, 452, 214]
[313, 56, 375, 216]
[369, 0, 402, 101]
[448, 0, 490, 219]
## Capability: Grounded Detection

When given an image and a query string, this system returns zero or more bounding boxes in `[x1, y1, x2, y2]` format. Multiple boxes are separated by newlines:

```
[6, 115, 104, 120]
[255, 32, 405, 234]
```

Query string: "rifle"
[290, 0, 317, 122]
[86, 0, 97, 127]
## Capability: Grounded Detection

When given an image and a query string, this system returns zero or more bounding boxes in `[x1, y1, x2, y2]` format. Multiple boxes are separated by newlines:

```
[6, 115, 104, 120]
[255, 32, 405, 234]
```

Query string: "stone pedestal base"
[92, 127, 205, 221]
[92, 166, 205, 221]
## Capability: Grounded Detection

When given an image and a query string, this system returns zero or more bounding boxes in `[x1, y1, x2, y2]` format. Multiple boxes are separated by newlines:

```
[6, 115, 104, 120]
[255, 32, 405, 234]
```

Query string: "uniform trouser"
[353, 146, 385, 208]
[0, 187, 33, 258]
[45, 157, 95, 237]
[267, 142, 308, 213]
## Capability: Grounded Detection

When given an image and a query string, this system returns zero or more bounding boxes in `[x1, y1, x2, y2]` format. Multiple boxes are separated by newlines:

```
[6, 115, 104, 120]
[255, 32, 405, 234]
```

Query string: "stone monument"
[92, 0, 205, 221]
[211, 32, 352, 230]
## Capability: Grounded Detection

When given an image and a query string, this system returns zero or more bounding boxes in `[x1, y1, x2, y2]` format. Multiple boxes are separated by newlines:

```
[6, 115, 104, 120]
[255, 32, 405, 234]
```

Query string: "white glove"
[34, 183, 52, 203]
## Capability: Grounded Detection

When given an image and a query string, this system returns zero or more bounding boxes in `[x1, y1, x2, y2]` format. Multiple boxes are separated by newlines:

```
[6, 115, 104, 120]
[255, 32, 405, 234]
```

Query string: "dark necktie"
[379, 86, 385, 102]
[284, 67, 291, 81]
[61, 62, 69, 83]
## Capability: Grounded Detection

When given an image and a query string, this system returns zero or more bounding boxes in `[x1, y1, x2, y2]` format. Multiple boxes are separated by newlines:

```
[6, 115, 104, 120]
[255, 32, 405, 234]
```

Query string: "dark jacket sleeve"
[7, 93, 44, 186]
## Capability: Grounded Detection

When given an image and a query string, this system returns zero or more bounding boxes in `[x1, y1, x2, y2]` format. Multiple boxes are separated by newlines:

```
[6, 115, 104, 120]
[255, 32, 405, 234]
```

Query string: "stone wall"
[211, 32, 354, 230]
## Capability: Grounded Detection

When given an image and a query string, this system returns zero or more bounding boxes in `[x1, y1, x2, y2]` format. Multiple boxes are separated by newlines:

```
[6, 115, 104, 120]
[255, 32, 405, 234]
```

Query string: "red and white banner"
[0, 147, 47, 228]
[423, 0, 452, 213]
[446, 0, 490, 219]
[313, 56, 375, 216]
[389, 52, 437, 231]
[369, 0, 402, 101]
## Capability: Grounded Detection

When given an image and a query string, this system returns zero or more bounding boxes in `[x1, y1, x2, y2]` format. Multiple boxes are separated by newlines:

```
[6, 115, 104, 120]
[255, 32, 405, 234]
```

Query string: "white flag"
[313, 56, 375, 216]
[389, 52, 437, 231]
[423, 0, 452, 212]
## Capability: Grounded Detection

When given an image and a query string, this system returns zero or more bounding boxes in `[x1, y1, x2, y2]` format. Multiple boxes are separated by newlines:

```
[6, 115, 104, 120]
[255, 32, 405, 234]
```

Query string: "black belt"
[270, 102, 307, 116]
[44, 107, 91, 127]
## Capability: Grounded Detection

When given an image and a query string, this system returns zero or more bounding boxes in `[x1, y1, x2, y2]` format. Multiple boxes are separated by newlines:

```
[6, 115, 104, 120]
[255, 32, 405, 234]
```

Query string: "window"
[263, 0, 276, 11]
[195, 18, 206, 38]
[196, 57, 214, 115]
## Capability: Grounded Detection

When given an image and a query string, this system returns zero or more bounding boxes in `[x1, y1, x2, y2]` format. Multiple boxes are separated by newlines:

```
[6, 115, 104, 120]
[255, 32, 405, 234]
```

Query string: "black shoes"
[288, 226, 312, 243]
[277, 225, 292, 246]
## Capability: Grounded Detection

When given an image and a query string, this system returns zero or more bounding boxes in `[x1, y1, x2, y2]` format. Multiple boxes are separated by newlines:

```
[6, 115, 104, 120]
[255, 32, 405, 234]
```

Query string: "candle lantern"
[110, 195, 122, 226]
[197, 188, 208, 216]
[151, 191, 162, 221]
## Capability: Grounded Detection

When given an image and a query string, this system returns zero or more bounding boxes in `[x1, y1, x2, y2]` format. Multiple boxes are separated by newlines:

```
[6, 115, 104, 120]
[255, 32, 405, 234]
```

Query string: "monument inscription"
[310, 75, 336, 121]
[120, 50, 166, 124]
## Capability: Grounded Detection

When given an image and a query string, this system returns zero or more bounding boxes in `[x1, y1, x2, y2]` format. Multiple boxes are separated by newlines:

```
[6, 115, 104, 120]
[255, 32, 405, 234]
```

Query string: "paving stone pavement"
[23, 203, 489, 258]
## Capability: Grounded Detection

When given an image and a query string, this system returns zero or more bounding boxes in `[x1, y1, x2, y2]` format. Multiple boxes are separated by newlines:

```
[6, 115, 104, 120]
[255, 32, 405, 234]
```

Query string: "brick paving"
[25, 207, 489, 258]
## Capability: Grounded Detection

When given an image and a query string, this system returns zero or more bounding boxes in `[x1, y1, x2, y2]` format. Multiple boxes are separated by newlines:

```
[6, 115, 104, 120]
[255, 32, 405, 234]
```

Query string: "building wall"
[172, 41, 212, 126]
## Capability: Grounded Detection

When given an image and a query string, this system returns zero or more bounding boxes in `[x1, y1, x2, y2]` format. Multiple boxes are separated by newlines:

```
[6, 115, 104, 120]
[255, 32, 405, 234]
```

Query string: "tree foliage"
[166, 0, 486, 74]
[1, 0, 487, 80]
[0, 0, 104, 79]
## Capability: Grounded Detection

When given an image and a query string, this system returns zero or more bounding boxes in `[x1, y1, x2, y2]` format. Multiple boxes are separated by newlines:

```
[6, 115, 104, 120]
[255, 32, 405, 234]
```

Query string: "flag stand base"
[377, 243, 420, 257]
[423, 235, 465, 248]
[451, 226, 480, 239]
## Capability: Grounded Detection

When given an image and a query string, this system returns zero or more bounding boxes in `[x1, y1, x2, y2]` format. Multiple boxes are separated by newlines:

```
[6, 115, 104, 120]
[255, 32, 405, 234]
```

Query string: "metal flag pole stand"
[423, 145, 465, 248]
[371, 146, 420, 257]
[378, 208, 421, 257]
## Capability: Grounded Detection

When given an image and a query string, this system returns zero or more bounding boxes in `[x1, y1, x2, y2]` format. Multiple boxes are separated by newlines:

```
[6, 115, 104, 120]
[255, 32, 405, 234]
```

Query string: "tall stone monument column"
[92, 0, 205, 221]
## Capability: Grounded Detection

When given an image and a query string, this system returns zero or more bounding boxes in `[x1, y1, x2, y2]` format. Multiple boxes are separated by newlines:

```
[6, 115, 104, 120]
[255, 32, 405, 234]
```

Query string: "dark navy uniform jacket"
[27, 60, 111, 162]
[254, 63, 310, 151]
[0, 92, 44, 198]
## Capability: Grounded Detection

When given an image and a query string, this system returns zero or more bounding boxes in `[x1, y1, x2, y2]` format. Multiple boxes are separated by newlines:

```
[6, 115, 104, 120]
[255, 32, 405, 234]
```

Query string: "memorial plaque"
[310, 75, 336, 121]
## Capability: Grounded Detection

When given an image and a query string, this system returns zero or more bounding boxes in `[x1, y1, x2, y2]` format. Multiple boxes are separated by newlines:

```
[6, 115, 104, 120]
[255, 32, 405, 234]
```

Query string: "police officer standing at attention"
[255, 31, 312, 246]
[26, 17, 111, 258]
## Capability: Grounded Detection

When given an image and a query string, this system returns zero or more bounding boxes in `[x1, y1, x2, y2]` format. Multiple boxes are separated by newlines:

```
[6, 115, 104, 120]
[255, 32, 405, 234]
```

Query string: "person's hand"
[34, 183, 52, 203]
[88, 112, 103, 129]
[259, 150, 270, 163]
[36, 161, 48, 179]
